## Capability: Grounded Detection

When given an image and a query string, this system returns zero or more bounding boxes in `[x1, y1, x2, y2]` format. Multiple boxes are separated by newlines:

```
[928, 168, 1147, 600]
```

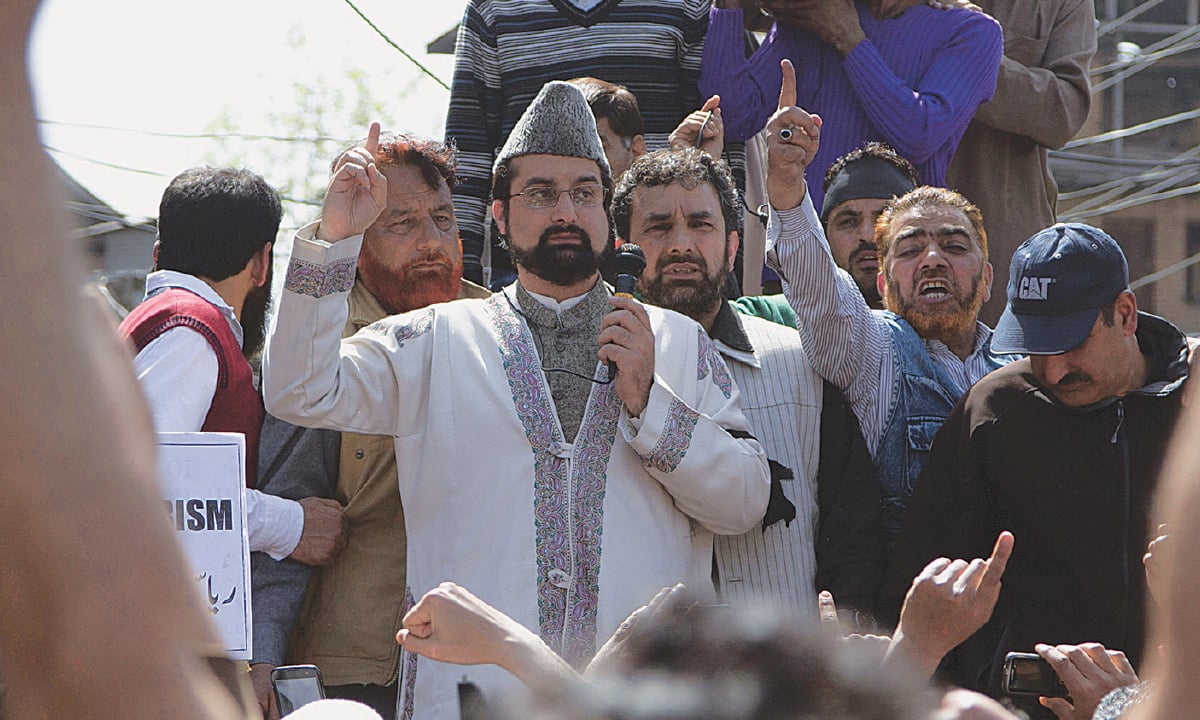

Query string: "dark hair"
[568, 76, 645, 141]
[512, 604, 937, 720]
[334, 131, 456, 191]
[1100, 300, 1117, 327]
[611, 148, 741, 241]
[875, 185, 988, 263]
[155, 167, 281, 281]
[823, 141, 919, 193]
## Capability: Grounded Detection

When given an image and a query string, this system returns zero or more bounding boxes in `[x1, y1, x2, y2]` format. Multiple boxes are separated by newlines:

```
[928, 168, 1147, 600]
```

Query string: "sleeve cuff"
[620, 379, 703, 477]
[292, 221, 364, 261]
[708, 6, 746, 29]
[245, 489, 305, 561]
[283, 223, 364, 301]
[765, 191, 820, 268]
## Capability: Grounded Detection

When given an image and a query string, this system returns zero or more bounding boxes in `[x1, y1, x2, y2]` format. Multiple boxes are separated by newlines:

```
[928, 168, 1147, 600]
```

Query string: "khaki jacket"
[946, 0, 1096, 323]
[288, 278, 490, 686]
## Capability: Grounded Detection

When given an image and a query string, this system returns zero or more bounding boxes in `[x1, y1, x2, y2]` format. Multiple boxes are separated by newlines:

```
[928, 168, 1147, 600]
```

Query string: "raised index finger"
[778, 59, 797, 111]
[365, 121, 382, 158]
[981, 530, 1014, 587]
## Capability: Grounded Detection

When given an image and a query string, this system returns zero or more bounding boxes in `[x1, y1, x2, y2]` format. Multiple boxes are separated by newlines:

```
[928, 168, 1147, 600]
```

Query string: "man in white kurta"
[264, 83, 769, 720]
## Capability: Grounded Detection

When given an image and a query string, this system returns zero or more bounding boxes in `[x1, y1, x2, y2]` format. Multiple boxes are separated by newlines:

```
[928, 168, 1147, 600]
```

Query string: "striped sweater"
[445, 0, 709, 287]
[701, 4, 1002, 213]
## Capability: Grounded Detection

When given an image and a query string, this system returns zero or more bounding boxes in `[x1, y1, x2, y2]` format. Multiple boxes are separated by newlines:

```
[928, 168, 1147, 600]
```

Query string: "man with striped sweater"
[445, 0, 714, 290]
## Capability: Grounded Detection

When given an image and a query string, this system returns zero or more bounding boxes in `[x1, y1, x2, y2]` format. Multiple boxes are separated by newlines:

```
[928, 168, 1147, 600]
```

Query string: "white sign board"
[156, 432, 252, 660]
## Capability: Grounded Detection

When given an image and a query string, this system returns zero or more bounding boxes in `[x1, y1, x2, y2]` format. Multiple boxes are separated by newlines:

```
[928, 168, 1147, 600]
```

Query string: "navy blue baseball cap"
[992, 223, 1129, 355]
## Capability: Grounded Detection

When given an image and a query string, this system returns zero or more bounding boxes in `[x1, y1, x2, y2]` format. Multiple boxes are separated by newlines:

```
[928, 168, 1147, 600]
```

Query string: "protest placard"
[157, 432, 252, 660]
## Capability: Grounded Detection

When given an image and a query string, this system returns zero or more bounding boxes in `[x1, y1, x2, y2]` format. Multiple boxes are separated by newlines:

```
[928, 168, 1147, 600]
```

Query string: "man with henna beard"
[249, 132, 489, 719]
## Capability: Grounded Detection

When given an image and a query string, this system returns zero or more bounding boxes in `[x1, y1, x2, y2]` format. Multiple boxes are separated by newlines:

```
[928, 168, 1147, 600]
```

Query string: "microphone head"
[612, 243, 646, 278]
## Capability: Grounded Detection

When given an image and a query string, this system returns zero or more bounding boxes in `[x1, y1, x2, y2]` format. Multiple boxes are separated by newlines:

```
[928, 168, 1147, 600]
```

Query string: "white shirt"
[713, 310, 823, 618]
[765, 194, 999, 455]
[265, 229, 770, 720]
[133, 271, 304, 560]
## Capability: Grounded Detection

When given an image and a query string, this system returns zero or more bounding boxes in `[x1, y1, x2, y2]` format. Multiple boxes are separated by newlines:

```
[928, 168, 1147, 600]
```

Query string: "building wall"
[1083, 199, 1200, 334]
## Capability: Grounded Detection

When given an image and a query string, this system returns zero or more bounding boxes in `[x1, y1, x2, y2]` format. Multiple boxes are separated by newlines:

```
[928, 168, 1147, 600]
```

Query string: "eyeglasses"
[510, 184, 606, 209]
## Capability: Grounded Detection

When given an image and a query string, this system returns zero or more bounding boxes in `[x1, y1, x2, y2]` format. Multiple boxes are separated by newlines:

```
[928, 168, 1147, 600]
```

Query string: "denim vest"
[875, 312, 1017, 559]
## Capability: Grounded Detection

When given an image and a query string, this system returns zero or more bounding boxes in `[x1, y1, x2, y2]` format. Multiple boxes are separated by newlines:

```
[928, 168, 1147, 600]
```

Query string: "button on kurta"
[548, 568, 572, 589]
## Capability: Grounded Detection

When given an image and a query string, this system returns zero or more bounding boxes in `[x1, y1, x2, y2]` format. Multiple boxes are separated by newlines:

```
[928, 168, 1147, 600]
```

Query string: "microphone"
[607, 243, 646, 381]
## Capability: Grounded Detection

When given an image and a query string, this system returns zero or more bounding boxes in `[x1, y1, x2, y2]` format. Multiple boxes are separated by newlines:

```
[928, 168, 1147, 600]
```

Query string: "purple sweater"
[701, 4, 1002, 212]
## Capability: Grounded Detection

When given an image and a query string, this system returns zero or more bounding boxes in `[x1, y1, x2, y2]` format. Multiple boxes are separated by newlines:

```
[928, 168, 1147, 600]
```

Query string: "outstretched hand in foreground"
[884, 531, 1015, 679]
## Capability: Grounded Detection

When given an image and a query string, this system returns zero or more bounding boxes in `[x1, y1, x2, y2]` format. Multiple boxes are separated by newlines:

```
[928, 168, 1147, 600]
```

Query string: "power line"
[1058, 146, 1200, 211]
[44, 145, 168, 177]
[1061, 180, 1200, 222]
[1090, 27, 1200, 94]
[45, 145, 322, 208]
[1130, 248, 1200, 291]
[1096, 0, 1170, 38]
[340, 0, 450, 91]
[1063, 108, 1200, 149]
[38, 119, 344, 144]
[1051, 150, 1200, 168]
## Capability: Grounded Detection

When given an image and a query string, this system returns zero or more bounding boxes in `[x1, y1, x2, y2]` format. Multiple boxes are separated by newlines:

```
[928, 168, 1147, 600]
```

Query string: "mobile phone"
[272, 664, 326, 716]
[1002, 652, 1069, 698]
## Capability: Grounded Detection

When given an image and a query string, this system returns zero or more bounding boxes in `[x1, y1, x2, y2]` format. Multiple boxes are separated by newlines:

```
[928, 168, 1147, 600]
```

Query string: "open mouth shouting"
[916, 277, 955, 304]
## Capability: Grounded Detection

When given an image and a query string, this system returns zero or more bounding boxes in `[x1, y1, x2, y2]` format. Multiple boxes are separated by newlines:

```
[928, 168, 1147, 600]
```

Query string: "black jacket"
[882, 312, 1188, 696]
[815, 381, 884, 615]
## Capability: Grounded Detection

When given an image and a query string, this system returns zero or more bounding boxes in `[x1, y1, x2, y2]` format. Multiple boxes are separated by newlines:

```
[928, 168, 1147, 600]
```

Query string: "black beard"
[847, 244, 881, 306]
[639, 254, 725, 324]
[508, 223, 610, 287]
[240, 262, 273, 361]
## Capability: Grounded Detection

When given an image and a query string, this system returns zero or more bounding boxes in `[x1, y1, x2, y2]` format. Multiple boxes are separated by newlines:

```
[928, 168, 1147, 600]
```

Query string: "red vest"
[120, 288, 264, 487]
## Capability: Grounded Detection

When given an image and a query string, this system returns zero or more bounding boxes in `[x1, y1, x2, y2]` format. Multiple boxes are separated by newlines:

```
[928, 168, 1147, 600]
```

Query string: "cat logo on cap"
[1018, 276, 1054, 301]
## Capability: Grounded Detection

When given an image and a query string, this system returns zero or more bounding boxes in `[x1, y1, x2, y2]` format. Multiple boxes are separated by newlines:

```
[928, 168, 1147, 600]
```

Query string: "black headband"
[820, 157, 917, 222]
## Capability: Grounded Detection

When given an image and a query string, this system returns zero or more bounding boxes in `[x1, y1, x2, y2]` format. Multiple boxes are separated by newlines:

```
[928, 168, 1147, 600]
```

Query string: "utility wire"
[1059, 146, 1200, 207]
[1050, 150, 1200, 168]
[46, 145, 322, 210]
[1069, 167, 1200, 218]
[38, 119, 344, 143]
[1091, 29, 1200, 94]
[1096, 0, 1169, 38]
[341, 0, 449, 91]
[1063, 108, 1200, 149]
[44, 145, 168, 177]
[1061, 180, 1200, 222]
[1130, 248, 1200, 291]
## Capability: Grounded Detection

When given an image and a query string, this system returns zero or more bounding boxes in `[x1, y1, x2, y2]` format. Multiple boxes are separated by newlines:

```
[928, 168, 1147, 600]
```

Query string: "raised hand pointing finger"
[778, 58, 797, 111]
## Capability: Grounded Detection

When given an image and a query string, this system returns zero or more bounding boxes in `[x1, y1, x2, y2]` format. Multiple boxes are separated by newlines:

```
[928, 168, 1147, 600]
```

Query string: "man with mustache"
[248, 133, 490, 719]
[821, 142, 918, 309]
[119, 166, 347, 573]
[762, 60, 1019, 569]
[885, 225, 1189, 715]
[613, 147, 884, 623]
[263, 81, 769, 719]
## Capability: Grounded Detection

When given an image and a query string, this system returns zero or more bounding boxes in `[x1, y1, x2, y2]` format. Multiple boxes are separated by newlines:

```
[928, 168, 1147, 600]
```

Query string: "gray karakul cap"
[493, 81, 611, 178]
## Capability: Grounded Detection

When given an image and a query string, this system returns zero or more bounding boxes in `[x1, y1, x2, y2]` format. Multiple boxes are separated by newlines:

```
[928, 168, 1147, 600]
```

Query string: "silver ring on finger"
[779, 127, 794, 142]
